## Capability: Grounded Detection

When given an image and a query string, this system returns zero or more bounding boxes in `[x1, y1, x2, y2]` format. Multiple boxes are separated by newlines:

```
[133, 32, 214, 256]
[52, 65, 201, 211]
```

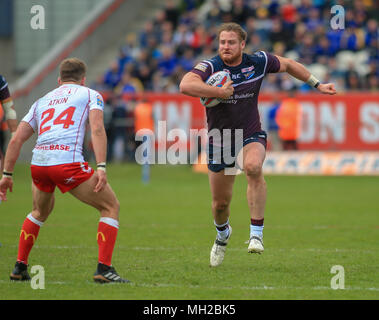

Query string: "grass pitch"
[0, 163, 378, 300]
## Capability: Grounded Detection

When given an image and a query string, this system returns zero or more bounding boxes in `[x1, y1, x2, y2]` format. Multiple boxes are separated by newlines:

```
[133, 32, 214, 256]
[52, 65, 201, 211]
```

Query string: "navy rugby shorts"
[207, 131, 267, 173]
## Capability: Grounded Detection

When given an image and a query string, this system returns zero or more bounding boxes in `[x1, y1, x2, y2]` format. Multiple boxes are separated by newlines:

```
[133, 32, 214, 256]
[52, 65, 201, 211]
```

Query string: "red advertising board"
[113, 92, 379, 151]
[258, 93, 379, 151]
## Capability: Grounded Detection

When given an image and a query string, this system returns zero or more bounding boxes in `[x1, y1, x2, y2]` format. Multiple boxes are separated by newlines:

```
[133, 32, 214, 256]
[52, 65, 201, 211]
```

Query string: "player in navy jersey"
[0, 75, 18, 172]
[180, 22, 336, 267]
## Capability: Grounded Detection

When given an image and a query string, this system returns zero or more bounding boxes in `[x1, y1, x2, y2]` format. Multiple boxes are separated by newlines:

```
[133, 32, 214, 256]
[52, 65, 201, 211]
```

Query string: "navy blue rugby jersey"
[0, 75, 11, 101]
[191, 51, 280, 141]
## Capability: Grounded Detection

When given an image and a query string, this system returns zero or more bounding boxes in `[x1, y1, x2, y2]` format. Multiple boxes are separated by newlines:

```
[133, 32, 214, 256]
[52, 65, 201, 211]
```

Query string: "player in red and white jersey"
[0, 58, 129, 283]
[24, 81, 102, 167]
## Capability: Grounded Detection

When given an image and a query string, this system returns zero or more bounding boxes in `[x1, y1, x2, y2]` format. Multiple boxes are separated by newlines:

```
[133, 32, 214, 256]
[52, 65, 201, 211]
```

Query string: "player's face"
[218, 31, 245, 66]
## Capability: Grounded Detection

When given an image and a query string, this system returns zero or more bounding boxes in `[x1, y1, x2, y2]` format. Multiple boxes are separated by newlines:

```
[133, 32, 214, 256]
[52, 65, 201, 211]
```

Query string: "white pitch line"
[0, 279, 378, 292]
[2, 244, 378, 254]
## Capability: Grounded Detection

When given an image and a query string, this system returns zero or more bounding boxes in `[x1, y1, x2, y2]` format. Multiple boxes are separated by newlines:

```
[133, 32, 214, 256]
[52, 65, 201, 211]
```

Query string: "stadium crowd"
[94, 0, 378, 95]
[90, 0, 378, 161]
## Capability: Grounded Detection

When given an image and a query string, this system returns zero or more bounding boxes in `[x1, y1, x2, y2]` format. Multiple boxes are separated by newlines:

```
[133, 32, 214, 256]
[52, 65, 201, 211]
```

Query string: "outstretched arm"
[275, 55, 337, 95]
[0, 121, 34, 201]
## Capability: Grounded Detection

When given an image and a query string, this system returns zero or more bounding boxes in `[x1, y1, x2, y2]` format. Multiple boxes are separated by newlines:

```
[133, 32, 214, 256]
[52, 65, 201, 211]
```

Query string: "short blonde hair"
[59, 58, 87, 82]
[217, 22, 247, 42]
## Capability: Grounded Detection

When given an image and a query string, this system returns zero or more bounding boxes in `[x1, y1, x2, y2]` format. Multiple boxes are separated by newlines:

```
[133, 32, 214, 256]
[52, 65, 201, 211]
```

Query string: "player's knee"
[212, 199, 230, 214]
[244, 161, 263, 178]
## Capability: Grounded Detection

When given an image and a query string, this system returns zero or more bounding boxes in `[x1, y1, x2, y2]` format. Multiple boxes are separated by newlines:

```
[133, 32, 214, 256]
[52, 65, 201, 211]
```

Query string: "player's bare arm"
[275, 55, 337, 95]
[89, 109, 107, 193]
[180, 72, 234, 99]
[0, 122, 34, 200]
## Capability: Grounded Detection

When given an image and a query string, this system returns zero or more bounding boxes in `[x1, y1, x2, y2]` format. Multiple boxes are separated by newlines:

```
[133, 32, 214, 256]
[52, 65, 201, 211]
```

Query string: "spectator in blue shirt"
[157, 45, 177, 77]
[103, 61, 122, 89]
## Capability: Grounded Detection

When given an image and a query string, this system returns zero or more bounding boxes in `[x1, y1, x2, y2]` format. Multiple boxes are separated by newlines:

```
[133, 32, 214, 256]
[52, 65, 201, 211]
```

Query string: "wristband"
[306, 74, 320, 88]
[97, 162, 106, 172]
[2, 171, 13, 179]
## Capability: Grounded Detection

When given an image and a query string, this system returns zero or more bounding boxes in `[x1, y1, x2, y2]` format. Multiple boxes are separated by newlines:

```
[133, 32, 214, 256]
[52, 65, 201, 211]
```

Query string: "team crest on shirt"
[242, 66, 255, 79]
[243, 71, 256, 79]
[194, 62, 209, 72]
[96, 95, 104, 107]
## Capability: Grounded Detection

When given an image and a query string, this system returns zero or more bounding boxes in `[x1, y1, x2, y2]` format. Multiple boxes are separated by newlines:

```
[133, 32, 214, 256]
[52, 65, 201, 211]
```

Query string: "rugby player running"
[180, 23, 336, 267]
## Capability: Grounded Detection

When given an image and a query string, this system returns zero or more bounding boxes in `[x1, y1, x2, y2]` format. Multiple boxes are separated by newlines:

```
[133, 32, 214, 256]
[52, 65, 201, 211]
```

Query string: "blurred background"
[0, 0, 378, 175]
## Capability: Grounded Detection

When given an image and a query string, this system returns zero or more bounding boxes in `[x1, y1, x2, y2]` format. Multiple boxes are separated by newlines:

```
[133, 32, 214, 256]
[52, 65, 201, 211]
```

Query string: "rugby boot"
[210, 226, 232, 267]
[248, 235, 264, 254]
[10, 261, 31, 281]
[93, 263, 131, 283]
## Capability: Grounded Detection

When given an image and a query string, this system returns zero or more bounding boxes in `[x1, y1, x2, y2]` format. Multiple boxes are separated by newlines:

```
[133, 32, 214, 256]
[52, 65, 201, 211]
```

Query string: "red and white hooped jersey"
[22, 84, 104, 166]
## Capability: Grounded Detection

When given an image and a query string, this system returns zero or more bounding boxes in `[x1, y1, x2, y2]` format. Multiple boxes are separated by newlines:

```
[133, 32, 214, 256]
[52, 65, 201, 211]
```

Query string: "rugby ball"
[200, 71, 231, 107]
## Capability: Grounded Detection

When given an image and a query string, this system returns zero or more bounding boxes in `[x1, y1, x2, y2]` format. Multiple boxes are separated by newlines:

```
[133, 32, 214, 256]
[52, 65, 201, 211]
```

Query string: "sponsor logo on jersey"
[244, 71, 256, 79]
[234, 93, 255, 99]
[96, 95, 104, 107]
[194, 62, 209, 72]
[242, 65, 256, 79]
[241, 65, 255, 73]
[35, 144, 70, 151]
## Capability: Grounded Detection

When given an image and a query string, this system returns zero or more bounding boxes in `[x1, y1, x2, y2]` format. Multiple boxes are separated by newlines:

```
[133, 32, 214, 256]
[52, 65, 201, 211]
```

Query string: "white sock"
[250, 225, 263, 238]
[99, 217, 119, 229]
[215, 220, 230, 241]
[27, 213, 44, 227]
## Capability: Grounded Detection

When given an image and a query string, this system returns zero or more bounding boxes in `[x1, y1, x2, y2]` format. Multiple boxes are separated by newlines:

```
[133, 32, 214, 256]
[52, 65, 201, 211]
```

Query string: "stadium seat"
[336, 51, 356, 71]
[354, 50, 370, 76]
[308, 63, 328, 81]
[285, 50, 300, 61]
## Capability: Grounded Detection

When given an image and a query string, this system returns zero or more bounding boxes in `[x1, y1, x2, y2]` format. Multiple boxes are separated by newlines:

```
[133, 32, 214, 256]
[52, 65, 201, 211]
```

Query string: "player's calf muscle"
[100, 197, 120, 220]
[92, 186, 120, 219]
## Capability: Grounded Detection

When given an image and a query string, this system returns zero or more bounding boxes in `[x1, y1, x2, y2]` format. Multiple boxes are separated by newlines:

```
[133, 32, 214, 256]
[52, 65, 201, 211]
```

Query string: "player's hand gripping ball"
[200, 71, 231, 108]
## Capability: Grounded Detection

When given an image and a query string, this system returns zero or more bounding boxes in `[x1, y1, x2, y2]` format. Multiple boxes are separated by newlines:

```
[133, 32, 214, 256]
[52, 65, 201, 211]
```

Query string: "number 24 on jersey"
[39, 107, 76, 134]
